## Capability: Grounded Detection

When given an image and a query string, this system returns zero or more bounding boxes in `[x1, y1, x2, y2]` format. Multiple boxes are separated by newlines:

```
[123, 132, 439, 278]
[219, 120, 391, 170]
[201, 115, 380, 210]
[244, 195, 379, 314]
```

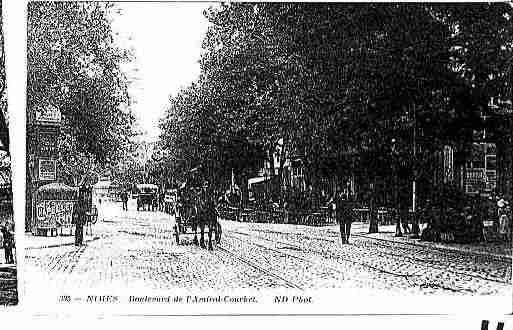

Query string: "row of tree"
[27, 2, 137, 187]
[158, 3, 512, 233]
[0, 1, 11, 194]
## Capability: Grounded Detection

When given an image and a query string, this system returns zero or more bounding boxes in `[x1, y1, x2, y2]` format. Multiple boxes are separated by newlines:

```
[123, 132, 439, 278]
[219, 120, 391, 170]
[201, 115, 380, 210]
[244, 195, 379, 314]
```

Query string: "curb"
[25, 236, 100, 250]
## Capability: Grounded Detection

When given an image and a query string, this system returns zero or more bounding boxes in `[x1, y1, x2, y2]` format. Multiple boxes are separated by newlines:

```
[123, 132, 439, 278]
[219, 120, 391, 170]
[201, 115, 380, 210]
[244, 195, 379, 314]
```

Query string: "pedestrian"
[343, 195, 356, 243]
[73, 185, 89, 246]
[335, 192, 347, 244]
[121, 190, 128, 211]
[498, 201, 511, 242]
[335, 191, 357, 244]
[401, 207, 410, 234]
[327, 194, 335, 223]
[1, 223, 14, 264]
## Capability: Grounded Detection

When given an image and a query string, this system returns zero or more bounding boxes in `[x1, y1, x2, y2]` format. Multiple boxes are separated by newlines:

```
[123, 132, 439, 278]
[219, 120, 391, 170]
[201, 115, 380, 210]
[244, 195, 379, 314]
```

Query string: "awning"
[37, 182, 78, 200]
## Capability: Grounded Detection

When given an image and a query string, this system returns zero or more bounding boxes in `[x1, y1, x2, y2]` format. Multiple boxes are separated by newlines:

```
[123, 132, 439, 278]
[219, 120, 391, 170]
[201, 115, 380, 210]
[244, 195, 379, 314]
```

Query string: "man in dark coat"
[121, 190, 128, 211]
[336, 192, 355, 244]
[344, 196, 355, 243]
[73, 186, 89, 246]
[1, 224, 14, 264]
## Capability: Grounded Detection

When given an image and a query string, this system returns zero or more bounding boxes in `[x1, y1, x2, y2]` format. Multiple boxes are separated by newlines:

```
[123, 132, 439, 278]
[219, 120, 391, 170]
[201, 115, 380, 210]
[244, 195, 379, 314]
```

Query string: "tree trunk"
[510, 115, 513, 201]
[277, 139, 288, 211]
[368, 178, 379, 233]
[394, 166, 403, 237]
[410, 178, 420, 238]
[267, 148, 275, 203]
[240, 170, 249, 208]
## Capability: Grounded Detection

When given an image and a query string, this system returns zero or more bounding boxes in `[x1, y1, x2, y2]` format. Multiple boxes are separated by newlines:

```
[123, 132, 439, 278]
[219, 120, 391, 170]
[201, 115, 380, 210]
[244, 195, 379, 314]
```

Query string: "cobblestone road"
[24, 200, 512, 295]
[0, 266, 17, 305]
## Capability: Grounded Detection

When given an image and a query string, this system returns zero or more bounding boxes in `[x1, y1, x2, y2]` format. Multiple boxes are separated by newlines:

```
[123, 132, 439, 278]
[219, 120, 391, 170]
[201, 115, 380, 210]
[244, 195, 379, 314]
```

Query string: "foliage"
[27, 2, 136, 185]
[159, 3, 513, 226]
[0, 2, 7, 153]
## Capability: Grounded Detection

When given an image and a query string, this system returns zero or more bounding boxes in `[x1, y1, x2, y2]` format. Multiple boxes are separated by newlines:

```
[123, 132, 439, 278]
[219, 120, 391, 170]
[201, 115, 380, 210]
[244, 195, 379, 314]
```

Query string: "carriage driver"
[176, 184, 189, 220]
[201, 181, 217, 215]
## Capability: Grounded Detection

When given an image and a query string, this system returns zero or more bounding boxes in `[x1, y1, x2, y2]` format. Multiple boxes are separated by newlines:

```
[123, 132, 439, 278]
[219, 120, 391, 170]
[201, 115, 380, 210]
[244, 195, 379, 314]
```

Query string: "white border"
[2, 0, 512, 322]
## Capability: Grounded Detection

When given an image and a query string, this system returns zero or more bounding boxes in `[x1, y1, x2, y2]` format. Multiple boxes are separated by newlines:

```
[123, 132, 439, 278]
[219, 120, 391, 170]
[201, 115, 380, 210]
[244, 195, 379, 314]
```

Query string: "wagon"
[135, 184, 158, 211]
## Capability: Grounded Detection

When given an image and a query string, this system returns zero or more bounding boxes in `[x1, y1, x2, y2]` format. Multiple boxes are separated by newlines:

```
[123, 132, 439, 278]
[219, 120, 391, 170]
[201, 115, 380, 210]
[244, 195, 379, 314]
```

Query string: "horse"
[179, 186, 221, 250]
[196, 187, 222, 250]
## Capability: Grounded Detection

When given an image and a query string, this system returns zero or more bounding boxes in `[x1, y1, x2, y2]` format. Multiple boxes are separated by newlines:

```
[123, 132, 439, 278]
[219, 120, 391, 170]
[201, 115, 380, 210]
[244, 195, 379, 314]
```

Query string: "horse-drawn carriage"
[173, 182, 222, 249]
[135, 184, 159, 211]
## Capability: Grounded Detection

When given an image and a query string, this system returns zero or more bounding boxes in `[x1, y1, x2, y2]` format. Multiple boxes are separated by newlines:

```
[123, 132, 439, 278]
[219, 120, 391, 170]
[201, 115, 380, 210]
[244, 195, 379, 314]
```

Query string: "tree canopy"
[27, 2, 136, 186]
[159, 3, 512, 204]
[0, 1, 8, 154]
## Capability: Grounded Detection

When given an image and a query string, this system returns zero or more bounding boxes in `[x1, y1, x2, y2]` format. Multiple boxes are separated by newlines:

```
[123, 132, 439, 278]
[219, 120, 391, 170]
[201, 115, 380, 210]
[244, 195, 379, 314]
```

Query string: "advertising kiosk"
[33, 182, 77, 236]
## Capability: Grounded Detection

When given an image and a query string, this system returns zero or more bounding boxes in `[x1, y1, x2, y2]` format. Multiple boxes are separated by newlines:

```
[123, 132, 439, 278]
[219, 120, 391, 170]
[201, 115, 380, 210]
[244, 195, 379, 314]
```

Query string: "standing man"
[344, 194, 355, 243]
[121, 190, 128, 211]
[1, 223, 14, 264]
[334, 191, 346, 244]
[336, 191, 355, 244]
[73, 185, 88, 246]
[159, 191, 165, 212]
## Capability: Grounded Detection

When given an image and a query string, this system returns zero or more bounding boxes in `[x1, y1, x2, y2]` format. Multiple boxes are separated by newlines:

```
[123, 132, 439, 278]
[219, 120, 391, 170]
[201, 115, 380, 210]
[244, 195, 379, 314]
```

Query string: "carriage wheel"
[174, 224, 180, 245]
[215, 222, 222, 244]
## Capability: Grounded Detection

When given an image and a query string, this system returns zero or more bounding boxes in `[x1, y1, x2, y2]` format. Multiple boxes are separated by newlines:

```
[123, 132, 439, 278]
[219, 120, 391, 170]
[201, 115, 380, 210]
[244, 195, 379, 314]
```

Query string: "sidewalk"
[0, 262, 15, 269]
[24, 200, 128, 250]
[25, 232, 100, 250]
[350, 223, 512, 261]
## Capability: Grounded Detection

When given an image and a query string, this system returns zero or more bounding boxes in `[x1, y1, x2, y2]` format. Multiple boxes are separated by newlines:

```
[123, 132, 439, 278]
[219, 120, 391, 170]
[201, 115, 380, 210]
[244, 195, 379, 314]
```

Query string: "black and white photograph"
[23, 1, 512, 313]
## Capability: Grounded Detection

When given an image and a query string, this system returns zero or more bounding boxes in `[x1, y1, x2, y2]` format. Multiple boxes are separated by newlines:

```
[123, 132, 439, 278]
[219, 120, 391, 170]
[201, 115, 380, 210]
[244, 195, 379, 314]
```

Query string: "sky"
[111, 3, 214, 142]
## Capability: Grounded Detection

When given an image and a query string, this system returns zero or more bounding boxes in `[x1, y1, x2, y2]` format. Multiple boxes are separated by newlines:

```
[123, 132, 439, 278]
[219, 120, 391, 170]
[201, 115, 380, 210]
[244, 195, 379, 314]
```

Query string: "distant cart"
[135, 183, 158, 211]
